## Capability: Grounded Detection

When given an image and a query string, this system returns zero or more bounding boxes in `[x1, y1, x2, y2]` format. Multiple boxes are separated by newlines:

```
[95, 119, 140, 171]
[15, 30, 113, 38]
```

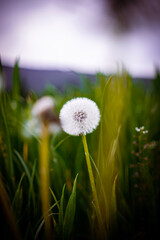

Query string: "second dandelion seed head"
[59, 97, 100, 136]
[31, 96, 60, 134]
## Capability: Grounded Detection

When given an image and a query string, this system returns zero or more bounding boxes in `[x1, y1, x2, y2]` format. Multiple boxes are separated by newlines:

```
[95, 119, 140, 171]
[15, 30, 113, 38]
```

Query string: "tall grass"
[0, 61, 160, 239]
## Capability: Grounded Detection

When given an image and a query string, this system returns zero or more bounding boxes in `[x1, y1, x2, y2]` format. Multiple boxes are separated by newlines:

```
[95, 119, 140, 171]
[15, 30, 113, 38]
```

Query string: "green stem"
[39, 124, 52, 240]
[82, 135, 106, 238]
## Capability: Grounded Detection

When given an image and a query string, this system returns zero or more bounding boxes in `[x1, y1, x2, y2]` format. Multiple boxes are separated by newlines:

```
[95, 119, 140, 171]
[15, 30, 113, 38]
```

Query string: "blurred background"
[0, 0, 160, 90]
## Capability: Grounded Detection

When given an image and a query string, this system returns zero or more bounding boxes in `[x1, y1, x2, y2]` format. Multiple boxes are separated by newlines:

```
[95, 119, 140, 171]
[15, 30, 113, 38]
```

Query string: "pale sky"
[0, 0, 160, 77]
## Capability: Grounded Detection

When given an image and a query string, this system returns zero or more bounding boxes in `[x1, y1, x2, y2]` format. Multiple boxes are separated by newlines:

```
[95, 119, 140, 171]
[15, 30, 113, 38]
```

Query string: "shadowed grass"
[0, 175, 22, 240]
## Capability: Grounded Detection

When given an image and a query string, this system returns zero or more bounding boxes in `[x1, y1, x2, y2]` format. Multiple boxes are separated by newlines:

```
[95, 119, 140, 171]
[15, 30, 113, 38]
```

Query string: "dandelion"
[59, 97, 100, 136]
[22, 118, 41, 139]
[22, 118, 61, 139]
[59, 97, 105, 236]
[32, 96, 57, 240]
[32, 96, 55, 124]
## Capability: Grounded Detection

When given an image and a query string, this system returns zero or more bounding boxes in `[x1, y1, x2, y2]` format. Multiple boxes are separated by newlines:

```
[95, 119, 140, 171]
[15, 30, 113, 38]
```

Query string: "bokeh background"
[0, 0, 160, 89]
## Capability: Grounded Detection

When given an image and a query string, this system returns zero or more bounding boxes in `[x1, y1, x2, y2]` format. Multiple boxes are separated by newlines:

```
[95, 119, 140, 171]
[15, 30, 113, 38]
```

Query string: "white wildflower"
[135, 127, 140, 132]
[135, 126, 148, 134]
[59, 97, 100, 136]
[143, 130, 148, 134]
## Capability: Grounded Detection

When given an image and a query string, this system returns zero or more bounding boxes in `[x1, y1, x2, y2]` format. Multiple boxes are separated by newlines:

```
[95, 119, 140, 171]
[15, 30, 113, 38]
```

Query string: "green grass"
[0, 61, 160, 240]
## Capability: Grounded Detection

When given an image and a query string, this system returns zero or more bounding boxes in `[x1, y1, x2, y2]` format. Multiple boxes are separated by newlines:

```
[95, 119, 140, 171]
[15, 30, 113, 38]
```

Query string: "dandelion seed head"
[59, 97, 100, 136]
[32, 96, 54, 118]
[22, 118, 41, 138]
[22, 118, 61, 139]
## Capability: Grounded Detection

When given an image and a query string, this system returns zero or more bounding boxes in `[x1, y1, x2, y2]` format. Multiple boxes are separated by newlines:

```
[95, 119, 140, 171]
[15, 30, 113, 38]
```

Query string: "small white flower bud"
[135, 127, 140, 132]
[143, 130, 148, 134]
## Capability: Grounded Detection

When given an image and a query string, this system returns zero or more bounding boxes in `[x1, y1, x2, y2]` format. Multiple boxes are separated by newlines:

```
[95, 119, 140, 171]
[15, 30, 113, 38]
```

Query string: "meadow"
[0, 60, 160, 240]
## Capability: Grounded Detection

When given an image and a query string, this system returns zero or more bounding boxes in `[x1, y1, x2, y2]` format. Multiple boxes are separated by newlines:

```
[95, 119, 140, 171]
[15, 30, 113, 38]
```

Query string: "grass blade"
[49, 187, 60, 210]
[63, 174, 78, 240]
[0, 175, 21, 240]
[14, 150, 31, 183]
[12, 60, 21, 101]
[0, 93, 14, 183]
[58, 184, 66, 233]
[12, 172, 25, 209]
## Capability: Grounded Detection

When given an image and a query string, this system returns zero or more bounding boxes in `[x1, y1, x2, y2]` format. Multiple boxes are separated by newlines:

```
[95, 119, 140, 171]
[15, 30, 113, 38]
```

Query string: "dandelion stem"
[82, 135, 106, 238]
[39, 123, 52, 240]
